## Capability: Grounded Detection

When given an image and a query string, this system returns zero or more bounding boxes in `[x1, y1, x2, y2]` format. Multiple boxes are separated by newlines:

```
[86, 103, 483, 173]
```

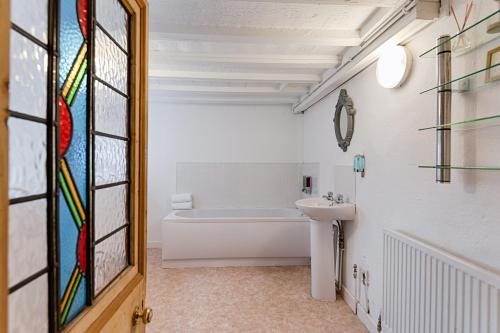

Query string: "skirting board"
[342, 286, 378, 333]
[162, 257, 311, 268]
[147, 241, 162, 249]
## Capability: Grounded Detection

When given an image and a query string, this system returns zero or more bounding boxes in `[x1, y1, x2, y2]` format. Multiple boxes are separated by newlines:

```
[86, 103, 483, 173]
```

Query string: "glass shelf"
[419, 9, 500, 58]
[418, 113, 500, 131]
[419, 165, 500, 171]
[419, 62, 500, 94]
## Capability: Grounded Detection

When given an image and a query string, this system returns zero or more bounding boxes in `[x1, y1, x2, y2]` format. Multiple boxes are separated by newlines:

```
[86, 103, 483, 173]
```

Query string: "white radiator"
[382, 229, 500, 333]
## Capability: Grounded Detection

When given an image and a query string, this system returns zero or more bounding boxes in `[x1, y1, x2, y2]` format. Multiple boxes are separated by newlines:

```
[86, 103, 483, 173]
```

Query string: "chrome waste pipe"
[333, 221, 344, 293]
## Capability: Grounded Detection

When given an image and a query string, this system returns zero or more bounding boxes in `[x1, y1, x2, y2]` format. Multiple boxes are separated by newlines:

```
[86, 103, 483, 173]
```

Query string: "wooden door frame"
[0, 0, 10, 332]
[0, 0, 149, 331]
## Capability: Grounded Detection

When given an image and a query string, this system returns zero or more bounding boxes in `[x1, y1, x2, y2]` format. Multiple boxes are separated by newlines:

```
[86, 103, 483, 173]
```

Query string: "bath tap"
[322, 192, 344, 204]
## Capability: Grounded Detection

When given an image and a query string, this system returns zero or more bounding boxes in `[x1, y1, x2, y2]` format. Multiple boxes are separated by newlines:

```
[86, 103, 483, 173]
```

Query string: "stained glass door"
[3, 0, 149, 332]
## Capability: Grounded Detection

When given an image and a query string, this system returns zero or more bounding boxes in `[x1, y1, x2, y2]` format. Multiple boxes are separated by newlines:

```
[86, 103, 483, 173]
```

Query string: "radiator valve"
[353, 264, 358, 279]
[362, 271, 369, 286]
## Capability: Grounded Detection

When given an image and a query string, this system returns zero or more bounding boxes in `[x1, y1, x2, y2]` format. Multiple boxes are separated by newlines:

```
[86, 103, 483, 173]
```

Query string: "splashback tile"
[176, 162, 302, 209]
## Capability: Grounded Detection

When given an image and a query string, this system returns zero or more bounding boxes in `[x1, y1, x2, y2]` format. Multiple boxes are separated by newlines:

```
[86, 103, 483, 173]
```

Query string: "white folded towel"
[172, 201, 193, 210]
[171, 193, 192, 203]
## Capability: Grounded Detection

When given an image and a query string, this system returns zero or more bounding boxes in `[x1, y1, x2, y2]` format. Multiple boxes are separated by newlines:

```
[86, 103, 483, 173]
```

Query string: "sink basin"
[295, 197, 355, 222]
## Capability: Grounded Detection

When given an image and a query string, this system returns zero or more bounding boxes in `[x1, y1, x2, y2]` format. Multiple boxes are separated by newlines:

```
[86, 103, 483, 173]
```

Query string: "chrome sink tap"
[322, 192, 344, 205]
[322, 192, 334, 201]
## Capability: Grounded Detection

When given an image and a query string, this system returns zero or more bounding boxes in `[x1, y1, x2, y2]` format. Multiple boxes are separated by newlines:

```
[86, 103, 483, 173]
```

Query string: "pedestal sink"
[296, 198, 355, 301]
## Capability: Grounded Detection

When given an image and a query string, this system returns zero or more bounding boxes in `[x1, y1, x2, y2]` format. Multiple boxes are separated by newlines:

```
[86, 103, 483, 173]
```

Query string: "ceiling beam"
[150, 84, 308, 95]
[225, 0, 399, 7]
[149, 52, 341, 69]
[149, 69, 321, 83]
[149, 25, 361, 46]
[149, 95, 298, 105]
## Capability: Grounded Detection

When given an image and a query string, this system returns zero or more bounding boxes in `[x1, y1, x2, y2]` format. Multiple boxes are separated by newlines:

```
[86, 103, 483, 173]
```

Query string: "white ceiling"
[148, 0, 401, 105]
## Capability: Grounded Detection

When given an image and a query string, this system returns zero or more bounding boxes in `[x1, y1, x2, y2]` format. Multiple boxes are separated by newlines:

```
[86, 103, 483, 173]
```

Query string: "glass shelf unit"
[418, 113, 500, 131]
[419, 62, 500, 94]
[419, 165, 500, 171]
[419, 9, 500, 58]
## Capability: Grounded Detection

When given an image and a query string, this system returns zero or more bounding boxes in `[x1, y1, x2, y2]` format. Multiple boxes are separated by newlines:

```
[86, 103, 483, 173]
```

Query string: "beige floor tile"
[146, 249, 367, 333]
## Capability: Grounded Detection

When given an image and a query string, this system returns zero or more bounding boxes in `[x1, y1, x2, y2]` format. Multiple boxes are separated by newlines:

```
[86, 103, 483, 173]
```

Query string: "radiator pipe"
[353, 264, 359, 313]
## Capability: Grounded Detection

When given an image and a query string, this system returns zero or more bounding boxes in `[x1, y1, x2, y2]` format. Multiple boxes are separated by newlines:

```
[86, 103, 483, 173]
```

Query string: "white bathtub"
[161, 208, 310, 268]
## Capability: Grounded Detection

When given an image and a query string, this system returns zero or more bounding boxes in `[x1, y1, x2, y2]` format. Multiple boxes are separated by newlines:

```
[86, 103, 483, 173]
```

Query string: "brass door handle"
[133, 306, 153, 325]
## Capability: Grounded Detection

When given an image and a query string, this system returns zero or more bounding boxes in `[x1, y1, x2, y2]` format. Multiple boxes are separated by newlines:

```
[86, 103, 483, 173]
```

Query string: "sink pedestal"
[310, 219, 336, 301]
[295, 197, 355, 302]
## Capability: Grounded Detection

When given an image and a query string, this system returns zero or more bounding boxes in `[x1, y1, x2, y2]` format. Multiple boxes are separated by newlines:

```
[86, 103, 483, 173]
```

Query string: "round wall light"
[376, 45, 412, 89]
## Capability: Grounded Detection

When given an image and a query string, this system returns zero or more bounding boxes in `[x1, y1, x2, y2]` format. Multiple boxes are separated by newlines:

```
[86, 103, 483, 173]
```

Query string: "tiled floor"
[146, 249, 367, 333]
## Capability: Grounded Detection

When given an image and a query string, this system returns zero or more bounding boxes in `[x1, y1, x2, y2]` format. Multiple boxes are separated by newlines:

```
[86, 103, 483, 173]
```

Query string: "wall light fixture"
[376, 45, 413, 89]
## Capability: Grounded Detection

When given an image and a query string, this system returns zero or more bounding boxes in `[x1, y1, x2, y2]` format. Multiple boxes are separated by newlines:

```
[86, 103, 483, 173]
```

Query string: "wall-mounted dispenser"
[302, 176, 312, 194]
[353, 155, 365, 177]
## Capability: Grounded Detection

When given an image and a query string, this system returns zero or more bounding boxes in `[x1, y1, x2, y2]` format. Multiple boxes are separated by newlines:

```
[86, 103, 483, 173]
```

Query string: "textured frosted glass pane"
[96, 0, 128, 49]
[11, 0, 48, 43]
[9, 31, 48, 118]
[95, 136, 127, 185]
[94, 228, 128, 294]
[9, 274, 48, 333]
[8, 118, 46, 199]
[8, 200, 47, 288]
[95, 81, 128, 137]
[95, 185, 128, 240]
[95, 27, 128, 93]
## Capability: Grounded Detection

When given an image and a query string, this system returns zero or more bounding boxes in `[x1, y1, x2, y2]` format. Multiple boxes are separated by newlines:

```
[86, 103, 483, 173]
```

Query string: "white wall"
[303, 1, 500, 326]
[147, 103, 303, 246]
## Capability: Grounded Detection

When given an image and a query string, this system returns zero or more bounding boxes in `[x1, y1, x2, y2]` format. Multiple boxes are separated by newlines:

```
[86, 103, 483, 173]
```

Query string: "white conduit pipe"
[294, 0, 417, 112]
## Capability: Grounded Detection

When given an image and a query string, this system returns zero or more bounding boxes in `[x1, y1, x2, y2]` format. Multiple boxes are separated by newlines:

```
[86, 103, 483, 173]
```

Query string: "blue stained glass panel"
[59, 1, 84, 88]
[58, 0, 89, 326]
[58, 196, 87, 323]
[65, 77, 88, 199]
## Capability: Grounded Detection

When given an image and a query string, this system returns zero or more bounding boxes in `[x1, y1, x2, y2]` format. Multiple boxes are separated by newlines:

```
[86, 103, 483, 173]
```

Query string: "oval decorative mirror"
[333, 89, 356, 152]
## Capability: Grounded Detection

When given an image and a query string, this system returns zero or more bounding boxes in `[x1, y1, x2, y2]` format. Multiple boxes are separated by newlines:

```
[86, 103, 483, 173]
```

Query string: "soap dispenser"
[353, 155, 365, 177]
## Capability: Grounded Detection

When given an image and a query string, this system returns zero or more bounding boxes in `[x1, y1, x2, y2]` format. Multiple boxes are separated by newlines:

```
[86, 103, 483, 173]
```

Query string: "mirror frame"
[333, 89, 355, 152]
